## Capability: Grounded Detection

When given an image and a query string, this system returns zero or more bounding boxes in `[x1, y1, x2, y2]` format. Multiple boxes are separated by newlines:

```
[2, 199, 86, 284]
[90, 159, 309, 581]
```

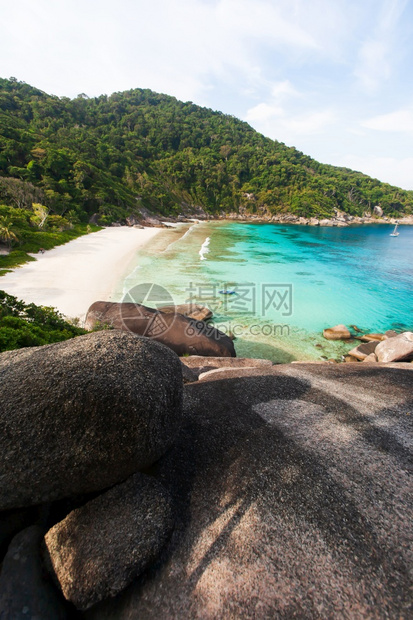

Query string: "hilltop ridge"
[1, 77, 412, 225]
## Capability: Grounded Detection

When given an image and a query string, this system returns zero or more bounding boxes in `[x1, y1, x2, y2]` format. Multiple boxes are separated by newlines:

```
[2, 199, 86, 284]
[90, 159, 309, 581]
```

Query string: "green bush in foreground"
[0, 290, 86, 352]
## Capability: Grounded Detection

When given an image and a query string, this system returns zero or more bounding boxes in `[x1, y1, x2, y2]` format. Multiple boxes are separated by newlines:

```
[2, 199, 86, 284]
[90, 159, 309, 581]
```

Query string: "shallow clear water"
[117, 222, 413, 362]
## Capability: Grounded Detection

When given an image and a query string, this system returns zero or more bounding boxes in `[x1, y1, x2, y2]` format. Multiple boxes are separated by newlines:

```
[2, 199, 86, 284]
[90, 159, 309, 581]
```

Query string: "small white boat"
[390, 223, 399, 237]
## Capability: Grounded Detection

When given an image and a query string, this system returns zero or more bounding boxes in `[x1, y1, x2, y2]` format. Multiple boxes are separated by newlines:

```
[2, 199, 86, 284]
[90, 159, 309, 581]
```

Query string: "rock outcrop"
[0, 331, 183, 509]
[84, 301, 236, 357]
[85, 363, 413, 619]
[44, 473, 174, 611]
[375, 331, 413, 363]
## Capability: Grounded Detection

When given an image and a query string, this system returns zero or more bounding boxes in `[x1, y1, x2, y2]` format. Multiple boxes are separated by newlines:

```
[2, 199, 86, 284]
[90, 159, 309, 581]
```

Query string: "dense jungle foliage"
[0, 290, 86, 351]
[1, 76, 412, 225]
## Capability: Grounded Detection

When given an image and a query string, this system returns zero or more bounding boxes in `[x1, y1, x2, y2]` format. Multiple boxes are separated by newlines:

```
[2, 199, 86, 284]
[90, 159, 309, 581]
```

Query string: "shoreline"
[0, 227, 164, 324]
[189, 213, 413, 227]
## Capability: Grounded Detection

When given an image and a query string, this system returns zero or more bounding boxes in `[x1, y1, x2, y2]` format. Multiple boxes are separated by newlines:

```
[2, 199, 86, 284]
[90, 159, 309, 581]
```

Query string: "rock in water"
[0, 526, 69, 619]
[323, 324, 351, 340]
[0, 331, 183, 510]
[347, 340, 379, 360]
[85, 301, 235, 357]
[375, 331, 413, 363]
[43, 473, 174, 610]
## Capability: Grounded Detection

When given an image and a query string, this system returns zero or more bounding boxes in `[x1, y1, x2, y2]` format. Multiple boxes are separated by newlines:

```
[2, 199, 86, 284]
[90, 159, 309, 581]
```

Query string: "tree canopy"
[1, 77, 412, 222]
[0, 290, 86, 351]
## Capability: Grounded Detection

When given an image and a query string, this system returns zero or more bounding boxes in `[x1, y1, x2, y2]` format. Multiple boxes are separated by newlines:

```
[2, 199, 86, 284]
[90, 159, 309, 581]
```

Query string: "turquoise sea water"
[117, 222, 413, 362]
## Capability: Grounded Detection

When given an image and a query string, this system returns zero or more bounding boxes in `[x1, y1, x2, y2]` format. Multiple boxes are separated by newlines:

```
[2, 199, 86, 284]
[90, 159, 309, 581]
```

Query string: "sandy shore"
[0, 227, 163, 323]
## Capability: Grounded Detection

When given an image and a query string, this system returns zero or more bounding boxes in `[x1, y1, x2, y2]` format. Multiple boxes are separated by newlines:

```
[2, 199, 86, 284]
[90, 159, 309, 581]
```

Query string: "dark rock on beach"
[43, 473, 174, 611]
[85, 301, 236, 358]
[0, 526, 70, 619]
[85, 363, 413, 619]
[0, 331, 183, 510]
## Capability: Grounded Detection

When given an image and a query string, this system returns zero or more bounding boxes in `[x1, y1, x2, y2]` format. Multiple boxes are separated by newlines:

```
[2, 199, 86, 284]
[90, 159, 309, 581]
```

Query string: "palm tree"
[0, 217, 19, 249]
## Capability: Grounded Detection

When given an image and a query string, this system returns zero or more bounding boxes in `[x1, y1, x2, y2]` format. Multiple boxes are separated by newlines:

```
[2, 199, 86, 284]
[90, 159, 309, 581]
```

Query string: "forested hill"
[1, 77, 412, 223]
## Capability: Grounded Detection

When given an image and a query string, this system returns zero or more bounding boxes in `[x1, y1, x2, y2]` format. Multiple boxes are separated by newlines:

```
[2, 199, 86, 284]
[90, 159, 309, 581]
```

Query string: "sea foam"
[199, 237, 210, 261]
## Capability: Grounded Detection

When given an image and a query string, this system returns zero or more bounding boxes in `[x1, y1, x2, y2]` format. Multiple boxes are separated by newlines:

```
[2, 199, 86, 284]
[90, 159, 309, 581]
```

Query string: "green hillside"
[1, 76, 412, 225]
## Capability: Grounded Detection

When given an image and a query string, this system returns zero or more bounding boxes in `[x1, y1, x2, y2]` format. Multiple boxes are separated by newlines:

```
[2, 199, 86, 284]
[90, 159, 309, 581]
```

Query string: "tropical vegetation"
[0, 76, 412, 230]
[0, 290, 86, 352]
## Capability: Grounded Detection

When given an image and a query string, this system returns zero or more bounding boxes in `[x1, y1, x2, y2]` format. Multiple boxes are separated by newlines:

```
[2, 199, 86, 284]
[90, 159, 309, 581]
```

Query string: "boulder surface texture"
[84, 301, 236, 357]
[44, 473, 174, 611]
[85, 363, 413, 620]
[0, 331, 183, 510]
[0, 526, 69, 619]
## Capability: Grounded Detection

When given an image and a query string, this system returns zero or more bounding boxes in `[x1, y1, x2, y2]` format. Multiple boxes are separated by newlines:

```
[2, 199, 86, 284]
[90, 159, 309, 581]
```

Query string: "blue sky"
[1, 0, 413, 189]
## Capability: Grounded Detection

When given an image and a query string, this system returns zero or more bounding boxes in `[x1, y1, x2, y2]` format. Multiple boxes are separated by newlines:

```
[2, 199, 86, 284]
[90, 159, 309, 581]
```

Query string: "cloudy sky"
[2, 0, 413, 189]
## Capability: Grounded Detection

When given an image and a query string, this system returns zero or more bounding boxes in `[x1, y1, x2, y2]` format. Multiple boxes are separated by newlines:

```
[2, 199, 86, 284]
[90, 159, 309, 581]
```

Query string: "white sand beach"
[0, 227, 163, 323]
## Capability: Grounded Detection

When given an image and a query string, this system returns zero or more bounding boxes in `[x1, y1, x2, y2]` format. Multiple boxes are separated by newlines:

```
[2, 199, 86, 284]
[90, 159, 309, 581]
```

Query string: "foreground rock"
[85, 301, 235, 357]
[0, 526, 69, 619]
[375, 331, 413, 363]
[86, 363, 413, 619]
[44, 473, 174, 611]
[0, 331, 183, 510]
[181, 356, 273, 370]
[323, 324, 351, 340]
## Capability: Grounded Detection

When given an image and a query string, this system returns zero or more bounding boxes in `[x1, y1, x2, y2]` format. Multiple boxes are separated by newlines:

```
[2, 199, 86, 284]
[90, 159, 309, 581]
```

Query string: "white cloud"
[245, 105, 336, 142]
[362, 107, 413, 133]
[246, 103, 284, 122]
[354, 0, 409, 92]
[271, 80, 301, 99]
[339, 154, 413, 191]
[282, 110, 336, 135]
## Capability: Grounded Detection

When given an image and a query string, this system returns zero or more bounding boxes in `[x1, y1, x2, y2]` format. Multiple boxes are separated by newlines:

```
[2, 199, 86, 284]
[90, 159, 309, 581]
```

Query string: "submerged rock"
[359, 333, 384, 342]
[323, 324, 351, 340]
[0, 331, 183, 509]
[44, 473, 174, 611]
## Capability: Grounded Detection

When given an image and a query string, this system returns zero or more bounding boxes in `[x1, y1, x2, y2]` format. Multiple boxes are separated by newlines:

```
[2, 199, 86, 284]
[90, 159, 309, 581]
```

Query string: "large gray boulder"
[0, 526, 69, 619]
[375, 331, 413, 362]
[84, 301, 235, 357]
[43, 473, 174, 611]
[0, 331, 183, 510]
[85, 363, 413, 619]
